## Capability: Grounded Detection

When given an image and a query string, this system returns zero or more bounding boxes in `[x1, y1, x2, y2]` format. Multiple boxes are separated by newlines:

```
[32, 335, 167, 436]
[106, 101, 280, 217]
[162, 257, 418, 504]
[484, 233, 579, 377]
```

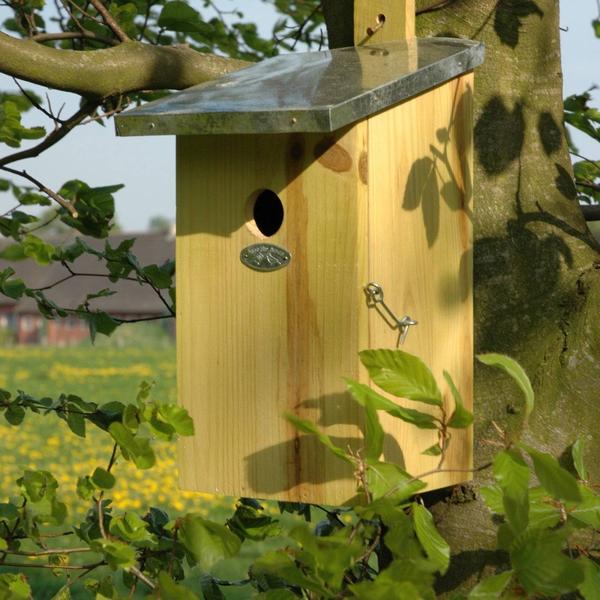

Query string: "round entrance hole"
[246, 189, 284, 238]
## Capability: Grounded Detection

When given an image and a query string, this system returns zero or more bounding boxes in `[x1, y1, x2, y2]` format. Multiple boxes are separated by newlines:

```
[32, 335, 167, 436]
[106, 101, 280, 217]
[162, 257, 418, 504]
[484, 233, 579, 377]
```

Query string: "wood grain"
[176, 74, 475, 504]
[177, 127, 369, 505]
[366, 74, 474, 489]
[354, 0, 415, 45]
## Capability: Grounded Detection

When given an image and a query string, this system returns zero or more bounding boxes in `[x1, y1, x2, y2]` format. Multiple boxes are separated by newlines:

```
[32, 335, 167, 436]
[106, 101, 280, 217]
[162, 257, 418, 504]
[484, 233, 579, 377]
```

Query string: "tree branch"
[31, 30, 118, 46]
[0, 32, 249, 98]
[0, 100, 99, 167]
[0, 165, 78, 216]
[88, 0, 130, 42]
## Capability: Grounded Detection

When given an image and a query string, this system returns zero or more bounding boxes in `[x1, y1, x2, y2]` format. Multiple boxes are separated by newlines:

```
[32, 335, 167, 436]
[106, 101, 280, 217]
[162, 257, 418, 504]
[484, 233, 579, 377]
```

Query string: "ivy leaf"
[572, 437, 588, 480]
[510, 528, 584, 595]
[520, 444, 582, 503]
[359, 349, 443, 406]
[493, 449, 530, 533]
[285, 413, 352, 464]
[444, 371, 473, 428]
[412, 503, 450, 574]
[477, 354, 534, 416]
[345, 379, 438, 429]
[91, 467, 115, 490]
[468, 570, 513, 598]
[178, 514, 241, 570]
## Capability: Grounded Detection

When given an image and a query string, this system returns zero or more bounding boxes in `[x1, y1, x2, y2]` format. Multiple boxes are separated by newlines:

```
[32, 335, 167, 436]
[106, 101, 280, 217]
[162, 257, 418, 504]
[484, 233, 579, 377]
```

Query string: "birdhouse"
[115, 24, 484, 505]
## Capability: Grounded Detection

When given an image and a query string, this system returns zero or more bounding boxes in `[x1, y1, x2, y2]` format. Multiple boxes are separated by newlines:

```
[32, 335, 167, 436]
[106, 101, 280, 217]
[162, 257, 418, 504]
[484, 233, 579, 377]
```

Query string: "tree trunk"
[324, 0, 600, 592]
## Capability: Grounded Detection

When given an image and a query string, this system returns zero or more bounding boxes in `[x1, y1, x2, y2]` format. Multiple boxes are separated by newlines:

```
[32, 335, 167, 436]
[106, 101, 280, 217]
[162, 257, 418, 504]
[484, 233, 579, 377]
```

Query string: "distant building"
[0, 231, 174, 345]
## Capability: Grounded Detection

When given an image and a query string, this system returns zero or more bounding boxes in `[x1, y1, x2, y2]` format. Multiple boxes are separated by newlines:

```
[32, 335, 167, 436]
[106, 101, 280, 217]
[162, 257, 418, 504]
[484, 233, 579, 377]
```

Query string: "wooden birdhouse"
[115, 2, 484, 505]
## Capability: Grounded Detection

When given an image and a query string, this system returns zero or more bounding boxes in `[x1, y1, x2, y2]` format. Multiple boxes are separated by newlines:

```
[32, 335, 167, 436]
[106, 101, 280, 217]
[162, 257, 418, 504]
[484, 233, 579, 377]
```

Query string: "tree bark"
[0, 33, 248, 97]
[325, 0, 600, 592]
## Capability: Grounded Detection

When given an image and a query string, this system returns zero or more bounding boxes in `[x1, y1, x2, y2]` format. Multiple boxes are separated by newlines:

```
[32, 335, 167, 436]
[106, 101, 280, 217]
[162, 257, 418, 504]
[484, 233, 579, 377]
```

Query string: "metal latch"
[364, 282, 418, 346]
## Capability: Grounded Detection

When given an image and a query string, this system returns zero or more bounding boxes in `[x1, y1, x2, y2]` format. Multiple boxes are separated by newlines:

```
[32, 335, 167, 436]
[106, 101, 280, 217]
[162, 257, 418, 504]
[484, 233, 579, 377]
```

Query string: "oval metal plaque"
[240, 243, 291, 272]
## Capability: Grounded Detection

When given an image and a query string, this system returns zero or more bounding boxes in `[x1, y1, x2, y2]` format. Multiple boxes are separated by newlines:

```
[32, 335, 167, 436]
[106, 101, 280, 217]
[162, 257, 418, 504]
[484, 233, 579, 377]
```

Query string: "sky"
[0, 1, 598, 231]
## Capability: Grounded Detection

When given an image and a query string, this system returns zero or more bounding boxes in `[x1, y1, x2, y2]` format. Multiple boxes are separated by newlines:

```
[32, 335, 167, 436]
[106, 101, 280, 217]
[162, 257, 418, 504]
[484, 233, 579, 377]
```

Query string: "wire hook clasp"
[364, 282, 418, 346]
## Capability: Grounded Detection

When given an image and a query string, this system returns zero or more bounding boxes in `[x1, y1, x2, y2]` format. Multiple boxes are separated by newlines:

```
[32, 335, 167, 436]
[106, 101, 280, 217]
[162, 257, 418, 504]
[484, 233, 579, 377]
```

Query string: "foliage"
[564, 16, 600, 206]
[0, 345, 598, 598]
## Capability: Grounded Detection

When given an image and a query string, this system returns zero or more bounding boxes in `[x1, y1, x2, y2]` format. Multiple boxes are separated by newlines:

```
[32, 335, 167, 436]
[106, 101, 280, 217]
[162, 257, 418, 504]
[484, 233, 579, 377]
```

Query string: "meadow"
[0, 329, 293, 598]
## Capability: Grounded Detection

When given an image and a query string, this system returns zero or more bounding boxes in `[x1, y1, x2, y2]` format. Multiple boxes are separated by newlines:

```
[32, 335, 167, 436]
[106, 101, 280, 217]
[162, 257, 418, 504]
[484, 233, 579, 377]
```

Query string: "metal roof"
[115, 37, 484, 137]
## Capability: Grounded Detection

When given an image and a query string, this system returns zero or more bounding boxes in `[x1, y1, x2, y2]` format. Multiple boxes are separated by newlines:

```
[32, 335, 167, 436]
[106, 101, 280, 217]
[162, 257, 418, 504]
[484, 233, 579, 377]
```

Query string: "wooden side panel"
[354, 0, 415, 46]
[367, 74, 474, 490]
[177, 126, 369, 504]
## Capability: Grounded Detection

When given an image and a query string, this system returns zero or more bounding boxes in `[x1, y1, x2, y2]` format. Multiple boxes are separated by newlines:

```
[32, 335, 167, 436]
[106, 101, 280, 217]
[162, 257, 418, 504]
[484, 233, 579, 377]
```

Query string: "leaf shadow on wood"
[245, 392, 405, 496]
[402, 82, 473, 248]
[493, 0, 544, 48]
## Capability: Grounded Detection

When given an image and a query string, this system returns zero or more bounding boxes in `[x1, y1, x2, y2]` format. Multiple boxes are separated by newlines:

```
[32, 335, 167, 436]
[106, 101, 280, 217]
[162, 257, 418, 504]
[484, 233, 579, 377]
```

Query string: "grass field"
[0, 330, 292, 598]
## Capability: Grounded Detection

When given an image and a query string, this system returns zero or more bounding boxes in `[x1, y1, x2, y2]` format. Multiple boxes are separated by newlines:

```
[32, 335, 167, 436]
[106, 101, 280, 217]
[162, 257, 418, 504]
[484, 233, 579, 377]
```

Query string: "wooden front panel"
[176, 126, 369, 504]
[367, 74, 474, 489]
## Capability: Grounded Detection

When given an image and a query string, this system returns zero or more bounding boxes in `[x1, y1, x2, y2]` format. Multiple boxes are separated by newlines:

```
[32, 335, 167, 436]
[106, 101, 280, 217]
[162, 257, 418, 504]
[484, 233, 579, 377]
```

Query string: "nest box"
[115, 31, 484, 505]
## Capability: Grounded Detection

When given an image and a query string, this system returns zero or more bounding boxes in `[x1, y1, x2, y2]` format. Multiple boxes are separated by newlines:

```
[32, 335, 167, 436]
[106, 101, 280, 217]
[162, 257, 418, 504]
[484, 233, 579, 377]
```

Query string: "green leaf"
[4, 403, 25, 425]
[0, 502, 19, 521]
[21, 234, 55, 265]
[468, 571, 513, 599]
[569, 485, 600, 528]
[366, 461, 426, 502]
[91, 467, 115, 490]
[422, 444, 442, 456]
[572, 437, 588, 480]
[0, 538, 6, 551]
[65, 403, 86, 437]
[226, 500, 281, 541]
[158, 1, 205, 32]
[285, 413, 352, 463]
[510, 528, 584, 595]
[345, 379, 438, 429]
[493, 449, 529, 533]
[360, 349, 443, 406]
[412, 503, 450, 574]
[17, 469, 58, 502]
[92, 539, 136, 569]
[157, 404, 194, 436]
[362, 388, 385, 461]
[82, 311, 120, 343]
[477, 354, 534, 416]
[178, 514, 241, 570]
[520, 444, 582, 503]
[157, 572, 200, 599]
[444, 371, 473, 428]
[109, 512, 153, 543]
[579, 557, 600, 600]
[593, 18, 600, 38]
[351, 579, 423, 600]
[108, 422, 155, 469]
[0, 573, 31, 599]
[76, 476, 96, 500]
[199, 575, 226, 600]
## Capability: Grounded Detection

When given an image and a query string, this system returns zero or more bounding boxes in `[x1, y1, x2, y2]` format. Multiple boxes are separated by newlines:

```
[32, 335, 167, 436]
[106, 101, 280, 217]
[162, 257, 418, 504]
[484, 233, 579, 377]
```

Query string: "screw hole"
[377, 13, 386, 24]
